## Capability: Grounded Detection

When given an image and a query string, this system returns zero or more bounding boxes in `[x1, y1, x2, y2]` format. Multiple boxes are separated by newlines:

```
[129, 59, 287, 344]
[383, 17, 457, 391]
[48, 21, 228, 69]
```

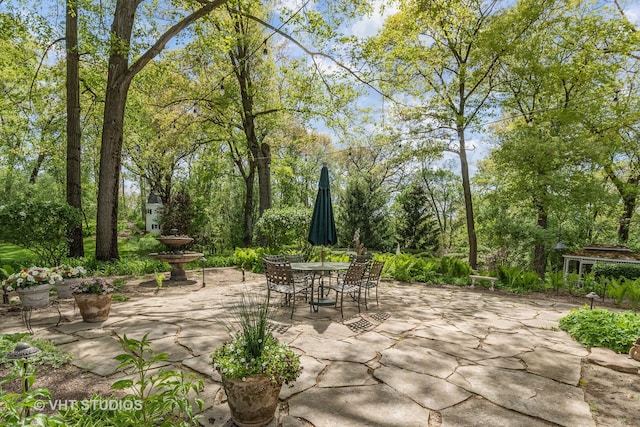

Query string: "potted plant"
[211, 293, 302, 427]
[3, 267, 60, 309]
[70, 277, 115, 322]
[53, 265, 87, 299]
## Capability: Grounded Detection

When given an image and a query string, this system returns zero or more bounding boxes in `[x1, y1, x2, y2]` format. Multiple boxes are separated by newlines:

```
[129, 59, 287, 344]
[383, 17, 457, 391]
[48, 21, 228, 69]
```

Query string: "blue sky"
[275, 0, 640, 176]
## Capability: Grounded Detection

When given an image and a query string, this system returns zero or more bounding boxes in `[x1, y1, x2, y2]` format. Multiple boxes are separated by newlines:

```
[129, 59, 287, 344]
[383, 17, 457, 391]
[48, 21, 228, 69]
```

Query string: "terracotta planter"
[56, 278, 81, 299]
[73, 293, 112, 322]
[17, 284, 51, 309]
[630, 338, 640, 361]
[221, 374, 282, 427]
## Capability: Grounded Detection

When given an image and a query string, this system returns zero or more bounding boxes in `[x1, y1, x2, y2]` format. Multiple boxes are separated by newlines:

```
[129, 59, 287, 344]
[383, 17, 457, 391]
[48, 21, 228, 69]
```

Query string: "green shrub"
[0, 200, 82, 265]
[436, 256, 471, 277]
[233, 247, 266, 273]
[606, 277, 628, 306]
[110, 334, 203, 426]
[576, 273, 603, 297]
[546, 271, 564, 292]
[0, 358, 52, 425]
[559, 306, 640, 354]
[497, 265, 521, 286]
[3, 334, 205, 426]
[592, 263, 640, 280]
[626, 282, 640, 310]
[497, 266, 543, 292]
[253, 207, 311, 250]
[201, 255, 235, 268]
[384, 254, 419, 282]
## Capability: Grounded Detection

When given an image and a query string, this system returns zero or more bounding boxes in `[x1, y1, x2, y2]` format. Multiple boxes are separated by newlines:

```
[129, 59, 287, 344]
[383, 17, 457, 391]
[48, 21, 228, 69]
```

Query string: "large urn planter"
[73, 293, 112, 322]
[56, 278, 81, 299]
[221, 374, 282, 427]
[211, 293, 302, 427]
[17, 284, 52, 309]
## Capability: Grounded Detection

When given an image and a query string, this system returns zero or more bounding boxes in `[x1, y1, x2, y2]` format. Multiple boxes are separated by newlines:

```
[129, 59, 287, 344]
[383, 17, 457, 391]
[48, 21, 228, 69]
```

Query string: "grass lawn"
[0, 242, 36, 265]
[0, 235, 163, 268]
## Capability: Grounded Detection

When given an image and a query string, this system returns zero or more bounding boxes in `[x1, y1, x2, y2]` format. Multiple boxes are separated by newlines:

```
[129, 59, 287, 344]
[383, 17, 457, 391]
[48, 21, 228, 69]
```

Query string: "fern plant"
[606, 277, 628, 306]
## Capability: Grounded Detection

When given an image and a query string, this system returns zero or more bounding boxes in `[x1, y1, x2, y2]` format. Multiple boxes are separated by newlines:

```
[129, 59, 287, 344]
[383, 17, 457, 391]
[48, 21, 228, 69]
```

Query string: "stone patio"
[3, 267, 639, 426]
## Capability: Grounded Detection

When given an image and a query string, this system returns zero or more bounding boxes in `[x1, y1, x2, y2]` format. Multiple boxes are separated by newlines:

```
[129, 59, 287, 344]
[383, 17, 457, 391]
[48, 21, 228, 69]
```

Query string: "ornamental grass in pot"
[211, 293, 301, 427]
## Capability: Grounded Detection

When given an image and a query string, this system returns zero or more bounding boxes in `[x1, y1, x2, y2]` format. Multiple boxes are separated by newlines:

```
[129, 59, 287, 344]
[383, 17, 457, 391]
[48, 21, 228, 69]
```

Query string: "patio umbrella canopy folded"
[308, 163, 337, 260]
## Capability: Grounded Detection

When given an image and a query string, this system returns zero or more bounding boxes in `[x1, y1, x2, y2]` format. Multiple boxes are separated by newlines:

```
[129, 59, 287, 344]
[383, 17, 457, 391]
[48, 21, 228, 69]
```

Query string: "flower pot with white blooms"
[3, 266, 60, 309]
[54, 265, 88, 299]
[71, 277, 115, 322]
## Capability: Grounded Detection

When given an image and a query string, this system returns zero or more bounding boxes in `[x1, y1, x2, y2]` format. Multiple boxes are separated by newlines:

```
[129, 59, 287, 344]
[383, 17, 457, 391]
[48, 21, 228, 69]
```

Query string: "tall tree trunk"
[95, 0, 136, 261]
[231, 12, 271, 217]
[29, 152, 45, 184]
[457, 126, 477, 270]
[604, 165, 639, 244]
[66, 0, 84, 257]
[257, 142, 271, 214]
[236, 67, 271, 216]
[618, 184, 637, 243]
[243, 168, 256, 246]
[534, 203, 548, 279]
[95, 0, 228, 260]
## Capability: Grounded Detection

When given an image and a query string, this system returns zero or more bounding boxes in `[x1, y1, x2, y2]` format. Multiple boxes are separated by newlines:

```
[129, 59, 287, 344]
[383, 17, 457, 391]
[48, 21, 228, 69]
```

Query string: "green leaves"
[559, 306, 640, 354]
[109, 333, 203, 426]
[0, 201, 82, 266]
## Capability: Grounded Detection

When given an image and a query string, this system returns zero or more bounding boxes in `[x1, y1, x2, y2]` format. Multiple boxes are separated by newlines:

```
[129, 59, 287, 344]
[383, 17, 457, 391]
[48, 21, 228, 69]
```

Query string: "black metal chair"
[332, 261, 368, 317]
[284, 254, 305, 263]
[362, 259, 384, 309]
[284, 254, 313, 299]
[349, 253, 373, 263]
[263, 259, 311, 319]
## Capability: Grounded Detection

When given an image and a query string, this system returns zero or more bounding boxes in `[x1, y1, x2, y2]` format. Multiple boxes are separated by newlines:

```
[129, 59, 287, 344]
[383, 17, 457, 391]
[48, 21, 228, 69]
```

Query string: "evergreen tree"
[338, 176, 392, 251]
[396, 183, 440, 253]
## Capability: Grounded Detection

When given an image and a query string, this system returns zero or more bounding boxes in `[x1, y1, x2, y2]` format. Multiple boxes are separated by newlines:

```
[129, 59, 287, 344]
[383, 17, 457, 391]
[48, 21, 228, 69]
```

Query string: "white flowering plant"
[3, 267, 61, 291]
[55, 264, 87, 279]
[211, 293, 301, 385]
[70, 277, 115, 295]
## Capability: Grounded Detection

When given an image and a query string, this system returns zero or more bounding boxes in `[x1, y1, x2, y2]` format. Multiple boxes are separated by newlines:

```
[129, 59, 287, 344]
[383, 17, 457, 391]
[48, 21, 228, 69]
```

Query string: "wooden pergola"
[562, 244, 640, 278]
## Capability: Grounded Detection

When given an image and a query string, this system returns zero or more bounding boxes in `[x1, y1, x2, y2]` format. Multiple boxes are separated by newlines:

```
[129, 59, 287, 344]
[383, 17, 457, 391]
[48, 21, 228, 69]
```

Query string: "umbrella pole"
[321, 246, 325, 265]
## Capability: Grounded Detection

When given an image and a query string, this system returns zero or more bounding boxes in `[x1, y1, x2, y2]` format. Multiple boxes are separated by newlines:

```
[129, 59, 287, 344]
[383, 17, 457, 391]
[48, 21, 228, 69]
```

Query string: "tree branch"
[234, 10, 390, 101]
[30, 37, 65, 104]
[123, 0, 229, 85]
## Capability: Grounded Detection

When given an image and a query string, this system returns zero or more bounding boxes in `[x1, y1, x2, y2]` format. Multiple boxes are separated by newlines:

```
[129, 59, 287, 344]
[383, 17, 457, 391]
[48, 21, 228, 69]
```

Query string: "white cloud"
[625, 3, 640, 24]
[275, 0, 313, 9]
[351, 2, 398, 38]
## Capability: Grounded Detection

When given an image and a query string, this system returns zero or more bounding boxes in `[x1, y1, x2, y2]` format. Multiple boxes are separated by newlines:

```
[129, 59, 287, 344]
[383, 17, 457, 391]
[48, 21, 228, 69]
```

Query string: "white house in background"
[145, 193, 163, 234]
[562, 244, 640, 279]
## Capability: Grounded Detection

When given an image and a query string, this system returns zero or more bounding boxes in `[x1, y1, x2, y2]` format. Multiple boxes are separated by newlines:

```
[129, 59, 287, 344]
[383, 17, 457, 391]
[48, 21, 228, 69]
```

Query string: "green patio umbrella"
[308, 163, 337, 263]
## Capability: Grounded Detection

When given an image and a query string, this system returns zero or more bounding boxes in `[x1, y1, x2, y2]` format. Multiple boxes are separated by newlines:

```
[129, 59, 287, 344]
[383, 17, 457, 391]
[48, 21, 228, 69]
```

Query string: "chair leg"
[374, 285, 378, 307]
[290, 292, 295, 319]
[357, 286, 361, 313]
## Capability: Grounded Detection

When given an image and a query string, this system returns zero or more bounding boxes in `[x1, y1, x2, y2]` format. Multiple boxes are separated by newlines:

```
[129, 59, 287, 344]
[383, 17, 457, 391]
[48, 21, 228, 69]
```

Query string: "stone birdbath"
[150, 229, 204, 282]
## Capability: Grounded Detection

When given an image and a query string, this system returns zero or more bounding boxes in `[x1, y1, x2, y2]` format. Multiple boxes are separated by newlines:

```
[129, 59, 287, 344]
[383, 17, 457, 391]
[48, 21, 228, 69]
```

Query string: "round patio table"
[290, 262, 350, 311]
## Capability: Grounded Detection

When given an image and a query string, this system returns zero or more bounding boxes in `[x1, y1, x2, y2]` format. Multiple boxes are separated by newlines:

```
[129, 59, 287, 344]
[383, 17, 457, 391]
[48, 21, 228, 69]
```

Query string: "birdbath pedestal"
[150, 231, 204, 282]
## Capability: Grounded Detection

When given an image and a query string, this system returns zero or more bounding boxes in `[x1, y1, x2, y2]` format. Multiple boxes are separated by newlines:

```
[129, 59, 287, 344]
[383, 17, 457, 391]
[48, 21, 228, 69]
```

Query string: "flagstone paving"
[3, 267, 639, 426]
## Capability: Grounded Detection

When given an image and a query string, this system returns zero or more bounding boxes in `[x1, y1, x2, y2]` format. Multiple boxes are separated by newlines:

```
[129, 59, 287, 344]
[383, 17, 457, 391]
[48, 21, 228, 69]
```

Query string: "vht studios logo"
[34, 399, 143, 412]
